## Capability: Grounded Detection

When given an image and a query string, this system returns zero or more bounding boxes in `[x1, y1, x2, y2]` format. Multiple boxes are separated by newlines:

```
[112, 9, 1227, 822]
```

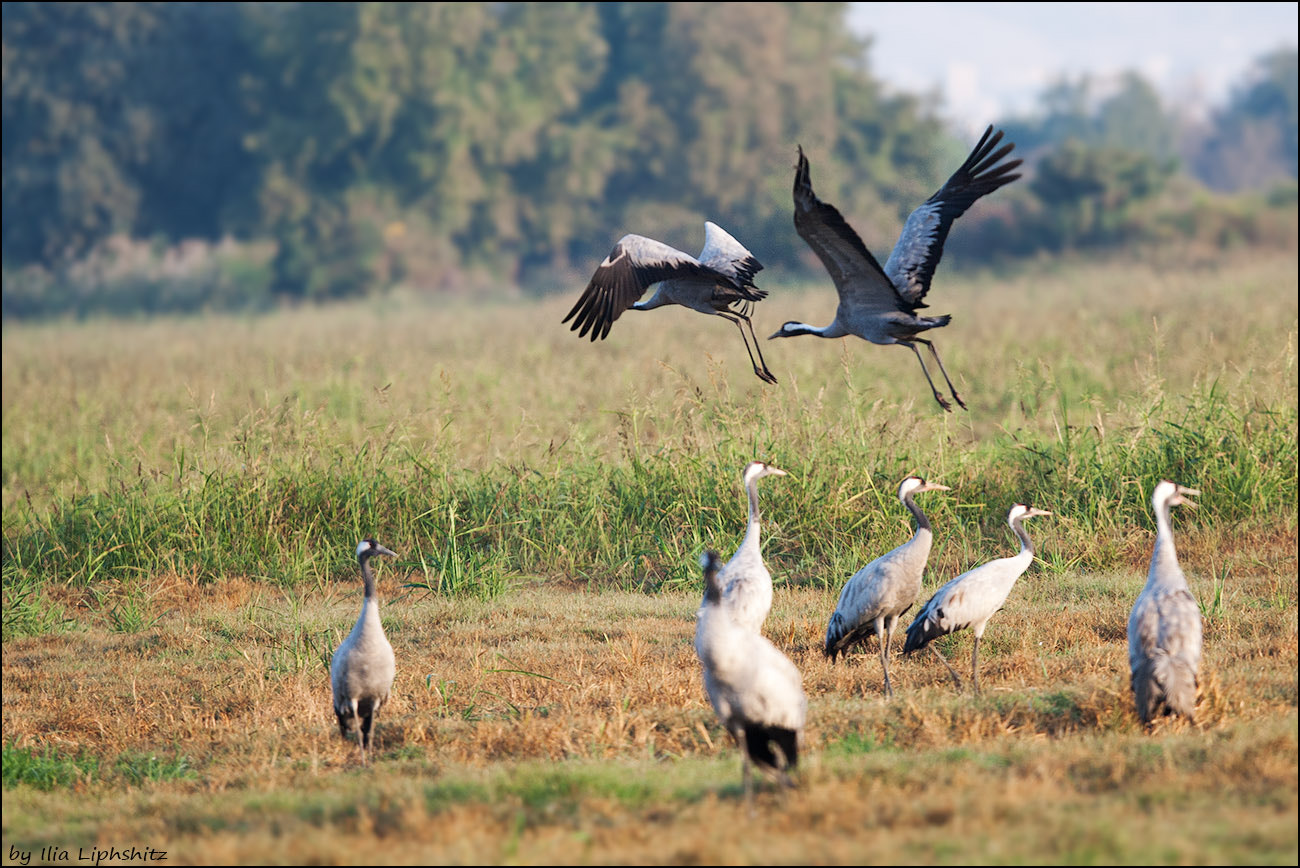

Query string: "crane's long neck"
[1148, 499, 1184, 587]
[360, 555, 378, 601]
[1010, 516, 1035, 557]
[779, 321, 847, 339]
[738, 474, 763, 555]
[902, 492, 932, 534]
[355, 555, 382, 631]
[703, 571, 723, 606]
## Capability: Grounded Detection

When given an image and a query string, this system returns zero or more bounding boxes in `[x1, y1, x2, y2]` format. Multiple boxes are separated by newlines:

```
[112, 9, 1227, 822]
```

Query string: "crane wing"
[792, 146, 906, 318]
[698, 221, 765, 296]
[885, 125, 1022, 307]
[562, 235, 726, 341]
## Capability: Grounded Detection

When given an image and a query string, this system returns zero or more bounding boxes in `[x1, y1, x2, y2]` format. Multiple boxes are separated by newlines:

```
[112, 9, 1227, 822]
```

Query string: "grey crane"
[562, 221, 779, 384]
[695, 549, 807, 804]
[1129, 480, 1203, 726]
[903, 503, 1051, 694]
[330, 538, 398, 764]
[770, 126, 1022, 411]
[719, 461, 789, 634]
[824, 476, 951, 697]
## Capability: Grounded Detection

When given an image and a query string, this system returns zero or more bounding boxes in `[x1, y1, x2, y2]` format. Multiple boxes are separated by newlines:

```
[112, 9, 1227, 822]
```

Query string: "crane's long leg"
[928, 642, 964, 690]
[738, 311, 779, 385]
[971, 635, 982, 696]
[881, 617, 896, 699]
[719, 311, 779, 385]
[915, 338, 967, 410]
[903, 342, 953, 412]
[355, 721, 367, 765]
[736, 729, 755, 815]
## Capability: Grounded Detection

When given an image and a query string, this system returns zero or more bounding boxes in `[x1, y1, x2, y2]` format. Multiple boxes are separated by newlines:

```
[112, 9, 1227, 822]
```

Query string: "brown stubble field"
[3, 553, 1296, 863]
[2, 252, 1298, 864]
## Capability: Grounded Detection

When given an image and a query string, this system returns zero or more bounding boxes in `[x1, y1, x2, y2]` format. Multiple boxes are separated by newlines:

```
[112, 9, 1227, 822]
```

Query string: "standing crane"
[824, 476, 950, 697]
[903, 503, 1051, 694]
[562, 221, 779, 384]
[330, 538, 398, 764]
[771, 126, 1022, 411]
[1128, 480, 1203, 726]
[695, 549, 807, 805]
[720, 461, 789, 633]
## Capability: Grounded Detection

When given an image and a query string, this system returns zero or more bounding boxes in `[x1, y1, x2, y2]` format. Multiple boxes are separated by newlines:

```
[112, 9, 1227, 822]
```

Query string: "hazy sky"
[847, 2, 1299, 135]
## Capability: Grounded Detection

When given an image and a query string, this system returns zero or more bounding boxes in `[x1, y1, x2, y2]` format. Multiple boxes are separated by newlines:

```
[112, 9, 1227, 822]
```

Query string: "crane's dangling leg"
[971, 635, 982, 696]
[928, 643, 964, 689]
[904, 342, 953, 412]
[720, 310, 779, 385]
[916, 338, 967, 410]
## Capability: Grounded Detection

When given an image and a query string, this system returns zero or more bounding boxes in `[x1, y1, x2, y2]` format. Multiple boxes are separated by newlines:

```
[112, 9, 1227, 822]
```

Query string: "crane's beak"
[375, 545, 399, 559]
[1028, 507, 1053, 518]
[920, 482, 951, 493]
[1175, 486, 1201, 508]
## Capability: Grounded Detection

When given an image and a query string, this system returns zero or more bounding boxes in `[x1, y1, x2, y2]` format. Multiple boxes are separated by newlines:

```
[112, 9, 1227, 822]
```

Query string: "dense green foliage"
[2, 3, 952, 295]
[3, 3, 1296, 318]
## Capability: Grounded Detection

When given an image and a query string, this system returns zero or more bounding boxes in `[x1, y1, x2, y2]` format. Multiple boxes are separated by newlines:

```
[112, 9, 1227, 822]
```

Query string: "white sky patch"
[848, 1, 1298, 134]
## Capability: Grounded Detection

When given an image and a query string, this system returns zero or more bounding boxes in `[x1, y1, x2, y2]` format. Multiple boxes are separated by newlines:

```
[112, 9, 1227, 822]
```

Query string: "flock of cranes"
[329, 127, 1207, 800]
[331, 469, 1205, 798]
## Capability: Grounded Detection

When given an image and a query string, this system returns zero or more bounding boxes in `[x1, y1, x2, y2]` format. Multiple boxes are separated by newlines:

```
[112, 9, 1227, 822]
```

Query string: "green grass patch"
[2, 742, 101, 790]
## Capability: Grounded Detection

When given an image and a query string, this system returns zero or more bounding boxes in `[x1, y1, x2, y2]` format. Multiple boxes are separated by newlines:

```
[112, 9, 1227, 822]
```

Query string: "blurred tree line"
[2, 2, 1296, 318]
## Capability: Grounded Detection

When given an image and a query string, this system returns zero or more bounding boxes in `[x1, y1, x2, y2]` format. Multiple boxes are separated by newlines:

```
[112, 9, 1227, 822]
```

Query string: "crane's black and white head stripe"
[768, 320, 822, 339]
[743, 461, 789, 485]
[898, 476, 951, 500]
[1153, 480, 1200, 512]
[356, 538, 398, 561]
[1007, 503, 1052, 524]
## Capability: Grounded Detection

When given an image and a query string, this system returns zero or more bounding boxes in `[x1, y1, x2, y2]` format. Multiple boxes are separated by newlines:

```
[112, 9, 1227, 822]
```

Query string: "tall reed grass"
[3, 254, 1296, 634]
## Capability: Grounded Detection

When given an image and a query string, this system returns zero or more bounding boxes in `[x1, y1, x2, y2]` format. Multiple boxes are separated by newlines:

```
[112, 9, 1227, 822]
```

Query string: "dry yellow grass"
[3, 554, 1296, 864]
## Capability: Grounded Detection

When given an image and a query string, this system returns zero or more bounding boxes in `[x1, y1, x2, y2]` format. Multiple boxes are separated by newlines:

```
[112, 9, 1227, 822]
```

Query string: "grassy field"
[2, 252, 1297, 864]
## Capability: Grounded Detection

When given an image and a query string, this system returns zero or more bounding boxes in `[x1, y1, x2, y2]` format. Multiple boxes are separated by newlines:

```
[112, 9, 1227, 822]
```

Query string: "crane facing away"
[1129, 480, 1203, 726]
[771, 126, 1022, 411]
[330, 538, 398, 764]
[903, 503, 1050, 694]
[562, 222, 779, 384]
[695, 549, 807, 805]
[824, 476, 950, 697]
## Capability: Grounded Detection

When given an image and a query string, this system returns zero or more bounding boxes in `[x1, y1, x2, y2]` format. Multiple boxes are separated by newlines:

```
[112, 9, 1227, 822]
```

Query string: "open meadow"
[2, 253, 1298, 865]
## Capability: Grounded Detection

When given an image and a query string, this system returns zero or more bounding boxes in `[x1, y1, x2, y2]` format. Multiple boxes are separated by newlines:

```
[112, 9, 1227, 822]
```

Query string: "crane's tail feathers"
[919, 314, 952, 331]
[824, 617, 875, 660]
[1133, 654, 1199, 724]
[744, 723, 800, 773]
[335, 696, 382, 746]
[823, 613, 848, 659]
[903, 614, 945, 654]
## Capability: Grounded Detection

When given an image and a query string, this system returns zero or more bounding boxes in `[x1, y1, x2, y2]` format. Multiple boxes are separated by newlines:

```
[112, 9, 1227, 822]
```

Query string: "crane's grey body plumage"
[903, 504, 1050, 693]
[773, 126, 1022, 411]
[719, 461, 788, 634]
[1128, 481, 1202, 726]
[695, 550, 807, 803]
[563, 222, 778, 383]
[330, 538, 398, 763]
[824, 477, 949, 697]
